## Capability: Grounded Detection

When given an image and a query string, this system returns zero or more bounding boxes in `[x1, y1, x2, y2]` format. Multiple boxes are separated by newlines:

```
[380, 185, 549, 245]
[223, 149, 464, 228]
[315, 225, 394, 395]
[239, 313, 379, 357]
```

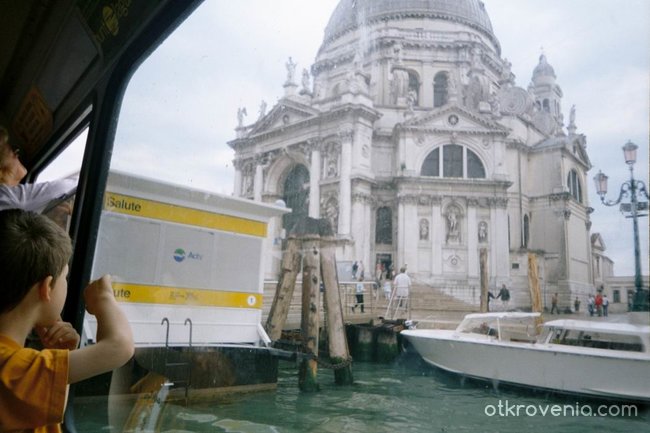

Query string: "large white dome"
[322, 0, 499, 54]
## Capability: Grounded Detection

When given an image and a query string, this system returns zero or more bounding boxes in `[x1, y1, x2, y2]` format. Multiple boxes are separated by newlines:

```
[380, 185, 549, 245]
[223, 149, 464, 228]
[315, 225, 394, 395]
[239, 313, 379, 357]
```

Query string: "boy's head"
[0, 209, 72, 313]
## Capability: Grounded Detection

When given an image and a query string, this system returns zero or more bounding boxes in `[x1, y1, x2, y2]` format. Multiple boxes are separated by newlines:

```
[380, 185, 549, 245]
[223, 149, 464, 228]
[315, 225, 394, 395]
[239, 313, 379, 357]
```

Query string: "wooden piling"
[299, 235, 321, 392]
[480, 248, 488, 312]
[528, 253, 543, 328]
[320, 236, 353, 385]
[265, 237, 301, 341]
[375, 327, 399, 363]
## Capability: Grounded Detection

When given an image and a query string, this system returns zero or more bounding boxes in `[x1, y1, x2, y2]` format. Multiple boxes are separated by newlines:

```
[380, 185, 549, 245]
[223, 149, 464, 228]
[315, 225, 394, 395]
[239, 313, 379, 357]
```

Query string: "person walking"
[389, 267, 411, 319]
[486, 290, 495, 312]
[595, 293, 603, 317]
[574, 297, 581, 313]
[602, 295, 609, 317]
[587, 294, 595, 316]
[353, 277, 365, 313]
[496, 284, 510, 311]
[550, 292, 559, 314]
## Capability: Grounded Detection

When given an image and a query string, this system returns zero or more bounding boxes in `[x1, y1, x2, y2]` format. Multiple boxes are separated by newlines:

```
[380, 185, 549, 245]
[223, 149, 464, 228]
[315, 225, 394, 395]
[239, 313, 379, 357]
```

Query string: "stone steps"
[261, 281, 477, 329]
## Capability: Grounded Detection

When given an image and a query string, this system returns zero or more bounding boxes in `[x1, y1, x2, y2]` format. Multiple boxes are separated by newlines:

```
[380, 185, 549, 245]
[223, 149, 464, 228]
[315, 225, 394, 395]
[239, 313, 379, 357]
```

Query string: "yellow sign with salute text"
[112, 283, 262, 309]
[89, 171, 288, 345]
[104, 192, 267, 237]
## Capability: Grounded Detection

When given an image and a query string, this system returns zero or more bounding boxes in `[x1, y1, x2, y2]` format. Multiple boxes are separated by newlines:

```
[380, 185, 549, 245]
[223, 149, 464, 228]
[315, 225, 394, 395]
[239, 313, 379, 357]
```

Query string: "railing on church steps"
[262, 280, 385, 329]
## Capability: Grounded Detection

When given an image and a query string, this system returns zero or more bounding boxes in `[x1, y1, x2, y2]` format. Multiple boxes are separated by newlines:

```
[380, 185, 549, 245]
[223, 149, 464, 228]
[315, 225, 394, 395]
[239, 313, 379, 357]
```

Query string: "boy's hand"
[37, 321, 80, 350]
[84, 274, 116, 316]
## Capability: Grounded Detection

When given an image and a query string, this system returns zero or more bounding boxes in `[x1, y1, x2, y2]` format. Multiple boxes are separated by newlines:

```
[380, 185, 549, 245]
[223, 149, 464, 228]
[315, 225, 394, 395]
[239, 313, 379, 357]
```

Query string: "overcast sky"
[41, 0, 649, 276]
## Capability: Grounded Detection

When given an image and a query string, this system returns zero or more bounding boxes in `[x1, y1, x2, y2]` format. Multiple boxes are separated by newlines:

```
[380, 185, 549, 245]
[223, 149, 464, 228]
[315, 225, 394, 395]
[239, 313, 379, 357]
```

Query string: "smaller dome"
[532, 54, 556, 79]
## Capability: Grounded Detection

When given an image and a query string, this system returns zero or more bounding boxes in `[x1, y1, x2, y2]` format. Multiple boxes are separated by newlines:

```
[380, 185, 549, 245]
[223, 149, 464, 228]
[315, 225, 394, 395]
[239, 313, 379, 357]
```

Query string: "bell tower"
[529, 54, 564, 127]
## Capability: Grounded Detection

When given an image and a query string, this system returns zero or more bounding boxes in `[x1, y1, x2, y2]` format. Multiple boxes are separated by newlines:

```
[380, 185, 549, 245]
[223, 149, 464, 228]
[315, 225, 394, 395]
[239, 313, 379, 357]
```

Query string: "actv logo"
[173, 248, 203, 263]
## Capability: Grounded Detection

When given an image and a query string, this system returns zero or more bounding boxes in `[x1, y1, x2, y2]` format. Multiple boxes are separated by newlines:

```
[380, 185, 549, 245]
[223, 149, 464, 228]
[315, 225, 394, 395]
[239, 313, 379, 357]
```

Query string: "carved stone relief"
[321, 194, 339, 233]
[419, 218, 429, 241]
[478, 221, 488, 243]
[322, 142, 341, 179]
[445, 204, 463, 244]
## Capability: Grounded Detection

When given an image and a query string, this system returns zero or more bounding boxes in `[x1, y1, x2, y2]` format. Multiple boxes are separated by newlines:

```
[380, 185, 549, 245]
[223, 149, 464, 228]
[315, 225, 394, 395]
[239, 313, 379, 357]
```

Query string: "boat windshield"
[546, 327, 646, 352]
[456, 314, 540, 341]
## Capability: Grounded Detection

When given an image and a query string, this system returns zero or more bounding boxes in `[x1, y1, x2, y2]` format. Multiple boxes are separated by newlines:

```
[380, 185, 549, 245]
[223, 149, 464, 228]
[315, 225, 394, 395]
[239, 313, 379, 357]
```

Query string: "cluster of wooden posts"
[264, 218, 353, 391]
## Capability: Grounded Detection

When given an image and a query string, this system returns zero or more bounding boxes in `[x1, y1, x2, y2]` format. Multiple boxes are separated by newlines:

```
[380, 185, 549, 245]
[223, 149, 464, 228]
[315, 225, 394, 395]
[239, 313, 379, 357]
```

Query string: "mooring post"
[320, 235, 354, 385]
[528, 253, 543, 328]
[299, 234, 321, 392]
[480, 248, 488, 313]
[265, 236, 302, 341]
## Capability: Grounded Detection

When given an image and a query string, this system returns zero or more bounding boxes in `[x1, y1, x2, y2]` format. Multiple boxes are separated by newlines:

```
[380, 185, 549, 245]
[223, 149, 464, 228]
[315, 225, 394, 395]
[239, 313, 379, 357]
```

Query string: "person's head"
[0, 126, 27, 186]
[400, 267, 406, 274]
[0, 209, 72, 320]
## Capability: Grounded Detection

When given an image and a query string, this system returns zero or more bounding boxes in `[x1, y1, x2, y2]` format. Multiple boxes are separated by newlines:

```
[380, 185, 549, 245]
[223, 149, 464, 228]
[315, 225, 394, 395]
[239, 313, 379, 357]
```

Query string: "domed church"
[228, 0, 600, 309]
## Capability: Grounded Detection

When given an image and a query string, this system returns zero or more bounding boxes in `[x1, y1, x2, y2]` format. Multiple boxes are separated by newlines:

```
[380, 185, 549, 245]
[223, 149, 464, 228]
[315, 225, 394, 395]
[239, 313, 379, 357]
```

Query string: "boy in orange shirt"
[0, 209, 134, 432]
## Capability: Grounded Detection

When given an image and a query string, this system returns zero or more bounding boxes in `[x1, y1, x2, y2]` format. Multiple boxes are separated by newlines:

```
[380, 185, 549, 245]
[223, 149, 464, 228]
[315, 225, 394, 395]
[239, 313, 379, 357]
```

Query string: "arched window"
[543, 99, 550, 112]
[467, 149, 485, 178]
[433, 72, 448, 107]
[443, 144, 463, 177]
[567, 169, 582, 203]
[375, 207, 392, 245]
[408, 72, 420, 106]
[420, 148, 439, 176]
[523, 214, 530, 248]
[282, 164, 310, 234]
[420, 145, 486, 179]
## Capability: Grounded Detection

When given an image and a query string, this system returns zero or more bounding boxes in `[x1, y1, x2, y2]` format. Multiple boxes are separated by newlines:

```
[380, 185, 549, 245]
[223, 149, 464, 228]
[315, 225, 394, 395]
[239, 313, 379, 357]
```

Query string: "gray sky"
[42, 0, 649, 276]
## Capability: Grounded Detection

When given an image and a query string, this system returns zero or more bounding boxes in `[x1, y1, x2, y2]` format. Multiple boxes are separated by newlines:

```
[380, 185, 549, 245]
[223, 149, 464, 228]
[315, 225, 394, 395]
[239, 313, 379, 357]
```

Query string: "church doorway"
[282, 164, 309, 234]
[376, 253, 393, 280]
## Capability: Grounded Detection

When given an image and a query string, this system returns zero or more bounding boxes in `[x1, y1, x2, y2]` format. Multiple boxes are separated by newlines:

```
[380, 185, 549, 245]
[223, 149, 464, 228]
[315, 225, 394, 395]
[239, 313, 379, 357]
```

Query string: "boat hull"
[402, 329, 650, 402]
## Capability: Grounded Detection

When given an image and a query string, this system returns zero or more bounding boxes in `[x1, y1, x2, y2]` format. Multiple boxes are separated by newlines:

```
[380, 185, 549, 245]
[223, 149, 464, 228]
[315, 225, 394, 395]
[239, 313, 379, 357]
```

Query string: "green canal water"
[74, 351, 649, 432]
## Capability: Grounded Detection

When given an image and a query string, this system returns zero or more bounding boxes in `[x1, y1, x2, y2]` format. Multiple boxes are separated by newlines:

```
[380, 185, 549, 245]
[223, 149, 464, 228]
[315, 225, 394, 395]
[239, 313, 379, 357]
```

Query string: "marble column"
[338, 130, 353, 236]
[397, 197, 405, 270]
[402, 196, 418, 270]
[431, 199, 443, 275]
[233, 161, 242, 197]
[309, 142, 321, 218]
[492, 199, 510, 281]
[467, 204, 479, 278]
[254, 163, 263, 202]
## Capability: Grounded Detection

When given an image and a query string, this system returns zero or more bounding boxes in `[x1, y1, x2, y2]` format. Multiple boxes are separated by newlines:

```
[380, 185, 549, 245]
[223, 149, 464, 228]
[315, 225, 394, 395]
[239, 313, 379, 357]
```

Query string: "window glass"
[443, 144, 463, 177]
[433, 72, 448, 107]
[283, 164, 310, 233]
[421, 148, 439, 176]
[467, 149, 485, 178]
[375, 206, 392, 244]
[568, 169, 582, 202]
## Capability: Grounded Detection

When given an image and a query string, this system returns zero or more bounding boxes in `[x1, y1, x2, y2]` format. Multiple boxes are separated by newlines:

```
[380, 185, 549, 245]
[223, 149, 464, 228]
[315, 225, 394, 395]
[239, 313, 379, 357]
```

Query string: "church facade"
[228, 0, 605, 309]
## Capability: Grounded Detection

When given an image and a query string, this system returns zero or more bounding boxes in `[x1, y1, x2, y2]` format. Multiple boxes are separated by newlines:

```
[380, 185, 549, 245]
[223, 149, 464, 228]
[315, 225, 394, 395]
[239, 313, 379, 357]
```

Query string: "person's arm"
[68, 275, 134, 384]
[36, 320, 80, 350]
[0, 178, 77, 213]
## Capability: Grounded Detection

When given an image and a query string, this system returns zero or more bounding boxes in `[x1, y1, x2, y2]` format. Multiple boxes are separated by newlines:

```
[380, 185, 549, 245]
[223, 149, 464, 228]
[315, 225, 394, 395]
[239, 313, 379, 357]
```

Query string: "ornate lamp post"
[593, 140, 649, 311]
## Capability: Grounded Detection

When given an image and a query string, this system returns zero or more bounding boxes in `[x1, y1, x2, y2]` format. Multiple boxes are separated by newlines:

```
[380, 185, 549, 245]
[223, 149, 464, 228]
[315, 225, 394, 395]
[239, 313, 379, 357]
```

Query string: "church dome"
[323, 0, 498, 51]
[532, 54, 556, 79]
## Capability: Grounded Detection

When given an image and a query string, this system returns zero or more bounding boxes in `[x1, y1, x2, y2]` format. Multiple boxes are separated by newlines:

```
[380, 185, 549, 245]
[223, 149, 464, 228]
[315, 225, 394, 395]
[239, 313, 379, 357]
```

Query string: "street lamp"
[593, 140, 650, 311]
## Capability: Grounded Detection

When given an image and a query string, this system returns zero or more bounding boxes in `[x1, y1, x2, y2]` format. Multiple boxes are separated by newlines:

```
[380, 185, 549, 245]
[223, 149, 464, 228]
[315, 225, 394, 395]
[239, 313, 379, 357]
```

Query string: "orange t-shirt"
[0, 334, 69, 432]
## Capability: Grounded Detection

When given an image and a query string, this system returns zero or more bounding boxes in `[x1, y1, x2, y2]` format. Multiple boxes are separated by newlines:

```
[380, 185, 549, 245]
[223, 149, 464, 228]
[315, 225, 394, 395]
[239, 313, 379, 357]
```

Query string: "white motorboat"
[402, 312, 650, 402]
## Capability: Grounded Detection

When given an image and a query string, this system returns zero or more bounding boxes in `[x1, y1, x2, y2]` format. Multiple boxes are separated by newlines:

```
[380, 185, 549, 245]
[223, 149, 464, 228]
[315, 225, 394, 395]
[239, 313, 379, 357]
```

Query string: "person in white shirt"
[392, 267, 412, 317]
[0, 126, 77, 214]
